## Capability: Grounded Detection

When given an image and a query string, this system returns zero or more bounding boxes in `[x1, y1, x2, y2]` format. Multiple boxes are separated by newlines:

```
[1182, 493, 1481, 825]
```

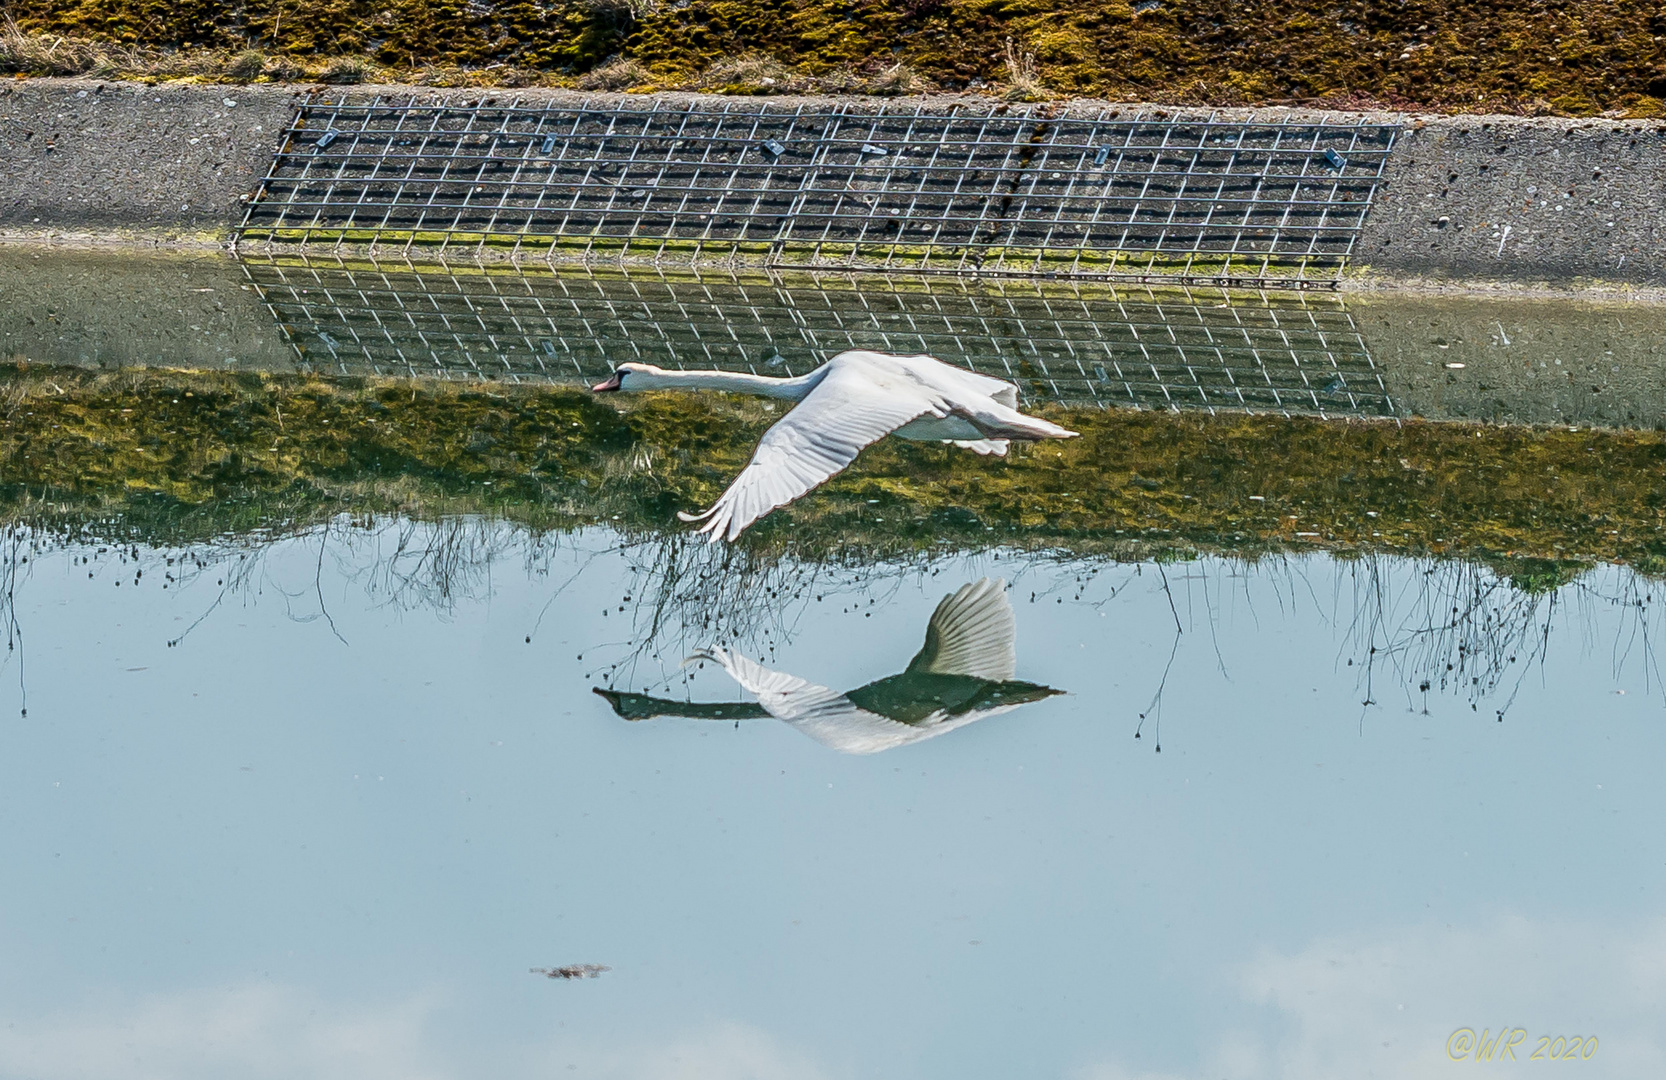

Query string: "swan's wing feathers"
[886, 352, 1019, 409]
[692, 646, 945, 755]
[691, 647, 860, 722]
[687, 361, 945, 542]
[904, 577, 1017, 681]
[688, 647, 826, 701]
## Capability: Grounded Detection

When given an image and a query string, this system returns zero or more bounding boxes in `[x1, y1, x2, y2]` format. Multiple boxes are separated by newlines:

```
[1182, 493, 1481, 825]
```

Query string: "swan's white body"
[593, 350, 1078, 541]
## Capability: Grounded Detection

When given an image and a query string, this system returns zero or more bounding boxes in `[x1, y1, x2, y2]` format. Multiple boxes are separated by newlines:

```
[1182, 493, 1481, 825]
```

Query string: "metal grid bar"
[238, 97, 1398, 286]
[240, 256, 1393, 417]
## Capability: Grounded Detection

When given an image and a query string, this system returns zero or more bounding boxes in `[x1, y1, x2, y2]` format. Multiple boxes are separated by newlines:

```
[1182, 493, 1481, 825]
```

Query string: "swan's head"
[591, 362, 664, 392]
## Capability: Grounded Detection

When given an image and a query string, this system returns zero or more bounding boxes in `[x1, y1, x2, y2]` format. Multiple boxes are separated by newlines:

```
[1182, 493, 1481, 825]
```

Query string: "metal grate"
[238, 96, 1398, 286]
[241, 257, 1393, 417]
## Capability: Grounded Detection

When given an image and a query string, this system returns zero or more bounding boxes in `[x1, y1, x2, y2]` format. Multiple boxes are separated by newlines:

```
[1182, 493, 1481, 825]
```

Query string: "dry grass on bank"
[1, 26, 941, 96]
[8, 0, 1666, 114]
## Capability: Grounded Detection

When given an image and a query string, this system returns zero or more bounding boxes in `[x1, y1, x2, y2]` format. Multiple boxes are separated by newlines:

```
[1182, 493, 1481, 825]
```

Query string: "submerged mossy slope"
[7, 0, 1666, 114]
[3, 364, 1665, 577]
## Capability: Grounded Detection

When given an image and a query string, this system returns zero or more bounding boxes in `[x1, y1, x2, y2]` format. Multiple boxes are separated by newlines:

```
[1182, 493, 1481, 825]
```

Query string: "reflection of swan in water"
[593, 578, 1063, 754]
[591, 351, 1078, 541]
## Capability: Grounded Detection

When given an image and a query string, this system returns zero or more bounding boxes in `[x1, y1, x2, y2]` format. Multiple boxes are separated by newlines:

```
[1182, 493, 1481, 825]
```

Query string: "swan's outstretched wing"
[904, 577, 1017, 681]
[679, 358, 948, 542]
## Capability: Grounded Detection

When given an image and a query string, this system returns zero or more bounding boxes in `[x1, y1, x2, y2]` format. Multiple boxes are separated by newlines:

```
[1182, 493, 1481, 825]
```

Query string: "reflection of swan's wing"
[689, 647, 853, 721]
[679, 357, 948, 542]
[905, 577, 1017, 681]
[689, 647, 948, 755]
[949, 439, 1009, 456]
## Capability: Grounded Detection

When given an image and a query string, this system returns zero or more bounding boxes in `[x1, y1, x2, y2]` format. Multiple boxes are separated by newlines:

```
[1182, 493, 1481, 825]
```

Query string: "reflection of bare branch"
[1339, 556, 1560, 719]
[4, 517, 1663, 734]
[1, 528, 28, 717]
[169, 543, 267, 648]
[1156, 562, 1183, 635]
[343, 516, 527, 612]
[1133, 631, 1180, 754]
[587, 534, 926, 694]
[314, 523, 348, 646]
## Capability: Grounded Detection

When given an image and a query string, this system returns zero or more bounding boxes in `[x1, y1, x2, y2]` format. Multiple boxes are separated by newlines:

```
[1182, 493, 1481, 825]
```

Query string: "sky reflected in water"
[0, 521, 1661, 1079]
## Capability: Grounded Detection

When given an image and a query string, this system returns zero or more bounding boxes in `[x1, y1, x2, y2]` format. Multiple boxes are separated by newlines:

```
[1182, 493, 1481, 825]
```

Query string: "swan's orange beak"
[591, 373, 623, 392]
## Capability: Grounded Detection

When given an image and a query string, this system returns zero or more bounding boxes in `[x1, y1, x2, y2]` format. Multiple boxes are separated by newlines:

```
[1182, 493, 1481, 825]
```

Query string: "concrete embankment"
[1, 78, 1664, 290]
[0, 79, 300, 245]
[1357, 116, 1666, 289]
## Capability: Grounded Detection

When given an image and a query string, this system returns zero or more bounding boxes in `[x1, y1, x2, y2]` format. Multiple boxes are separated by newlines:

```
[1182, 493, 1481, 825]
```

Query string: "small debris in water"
[532, 964, 609, 980]
[1445, 362, 1465, 369]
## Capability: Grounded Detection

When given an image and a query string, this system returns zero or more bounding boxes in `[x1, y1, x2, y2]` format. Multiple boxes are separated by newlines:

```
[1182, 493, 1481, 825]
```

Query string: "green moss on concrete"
[5, 364, 1666, 575]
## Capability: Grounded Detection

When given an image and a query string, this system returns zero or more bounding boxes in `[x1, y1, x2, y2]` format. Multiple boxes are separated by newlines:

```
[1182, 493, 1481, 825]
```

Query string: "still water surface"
[0, 522, 1661, 1079]
[9, 247, 1666, 427]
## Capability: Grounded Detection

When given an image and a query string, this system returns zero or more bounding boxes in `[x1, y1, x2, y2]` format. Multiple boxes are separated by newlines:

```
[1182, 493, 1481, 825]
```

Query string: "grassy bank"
[3, 363, 1664, 584]
[5, 0, 1665, 115]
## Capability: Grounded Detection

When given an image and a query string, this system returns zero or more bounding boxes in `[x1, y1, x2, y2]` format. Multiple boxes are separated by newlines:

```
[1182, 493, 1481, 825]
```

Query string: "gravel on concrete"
[1358, 115, 1666, 289]
[0, 79, 300, 244]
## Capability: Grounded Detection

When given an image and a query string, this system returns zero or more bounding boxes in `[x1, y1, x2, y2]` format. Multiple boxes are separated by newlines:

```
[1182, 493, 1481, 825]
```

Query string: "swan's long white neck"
[626, 366, 825, 400]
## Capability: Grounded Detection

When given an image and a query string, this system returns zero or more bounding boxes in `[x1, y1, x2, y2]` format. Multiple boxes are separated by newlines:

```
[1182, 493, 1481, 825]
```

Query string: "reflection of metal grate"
[242, 257, 1392, 417]
[238, 96, 1397, 286]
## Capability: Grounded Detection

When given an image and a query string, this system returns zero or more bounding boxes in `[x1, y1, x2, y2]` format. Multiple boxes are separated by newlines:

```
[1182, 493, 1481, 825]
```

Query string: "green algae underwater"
[3, 362, 1664, 591]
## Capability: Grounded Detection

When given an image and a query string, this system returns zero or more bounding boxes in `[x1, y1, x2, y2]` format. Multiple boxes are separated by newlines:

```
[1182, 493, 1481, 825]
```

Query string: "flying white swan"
[591, 350, 1079, 541]
[593, 578, 1062, 754]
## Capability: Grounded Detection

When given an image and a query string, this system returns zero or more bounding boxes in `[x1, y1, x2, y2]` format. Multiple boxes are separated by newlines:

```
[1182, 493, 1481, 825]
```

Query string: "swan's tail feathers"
[1001, 413, 1078, 440]
[955, 401, 1079, 442]
[948, 439, 1009, 456]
